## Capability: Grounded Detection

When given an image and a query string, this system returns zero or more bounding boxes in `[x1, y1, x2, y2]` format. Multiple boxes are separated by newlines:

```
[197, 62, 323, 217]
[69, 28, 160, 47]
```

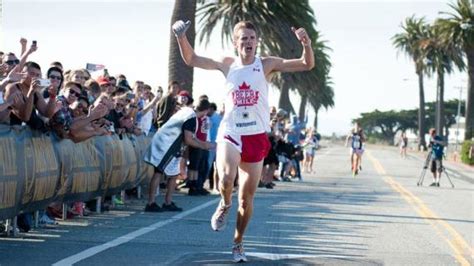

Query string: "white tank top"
[218, 56, 270, 136]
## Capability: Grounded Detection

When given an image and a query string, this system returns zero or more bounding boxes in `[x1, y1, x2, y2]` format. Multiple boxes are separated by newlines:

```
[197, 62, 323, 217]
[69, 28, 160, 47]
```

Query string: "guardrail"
[0, 124, 153, 220]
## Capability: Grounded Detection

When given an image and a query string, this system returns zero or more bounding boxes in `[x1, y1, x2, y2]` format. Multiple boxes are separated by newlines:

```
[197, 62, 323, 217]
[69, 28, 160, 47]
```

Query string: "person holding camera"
[428, 128, 445, 187]
[172, 19, 314, 262]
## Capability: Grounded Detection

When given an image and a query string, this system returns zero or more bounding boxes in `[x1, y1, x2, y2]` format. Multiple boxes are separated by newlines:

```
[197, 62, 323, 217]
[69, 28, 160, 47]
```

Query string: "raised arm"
[263, 27, 314, 76]
[140, 93, 161, 116]
[35, 85, 58, 118]
[172, 20, 230, 74]
[18, 41, 37, 70]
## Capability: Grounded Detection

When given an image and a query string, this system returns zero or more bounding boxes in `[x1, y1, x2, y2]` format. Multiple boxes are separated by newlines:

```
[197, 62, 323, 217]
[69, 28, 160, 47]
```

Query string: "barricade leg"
[137, 186, 142, 199]
[5, 219, 10, 236]
[95, 197, 102, 213]
[34, 210, 39, 228]
[12, 216, 18, 237]
[62, 203, 68, 220]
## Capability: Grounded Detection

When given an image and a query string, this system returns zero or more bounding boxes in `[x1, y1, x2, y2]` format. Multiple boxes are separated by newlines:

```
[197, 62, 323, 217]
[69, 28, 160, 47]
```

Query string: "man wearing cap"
[96, 75, 116, 96]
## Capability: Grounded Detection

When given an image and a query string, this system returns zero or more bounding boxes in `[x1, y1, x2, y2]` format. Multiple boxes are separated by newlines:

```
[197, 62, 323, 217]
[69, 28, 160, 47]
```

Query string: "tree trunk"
[278, 82, 295, 115]
[417, 72, 427, 150]
[435, 71, 445, 139]
[313, 104, 320, 130]
[465, 48, 474, 140]
[168, 0, 196, 94]
[298, 94, 307, 123]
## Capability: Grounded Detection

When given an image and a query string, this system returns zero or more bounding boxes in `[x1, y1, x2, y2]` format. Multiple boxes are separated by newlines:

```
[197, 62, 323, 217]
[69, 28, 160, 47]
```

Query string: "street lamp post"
[454, 86, 464, 151]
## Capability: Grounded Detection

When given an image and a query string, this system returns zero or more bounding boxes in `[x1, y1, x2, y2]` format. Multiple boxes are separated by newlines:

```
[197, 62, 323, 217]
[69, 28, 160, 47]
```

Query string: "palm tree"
[392, 16, 430, 150]
[308, 81, 334, 129]
[197, 0, 333, 116]
[421, 23, 465, 138]
[168, 0, 197, 93]
[436, 0, 474, 140]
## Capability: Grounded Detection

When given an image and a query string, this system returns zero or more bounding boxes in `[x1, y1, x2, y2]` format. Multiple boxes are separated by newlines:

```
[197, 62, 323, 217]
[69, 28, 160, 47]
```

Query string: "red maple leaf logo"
[239, 82, 251, 90]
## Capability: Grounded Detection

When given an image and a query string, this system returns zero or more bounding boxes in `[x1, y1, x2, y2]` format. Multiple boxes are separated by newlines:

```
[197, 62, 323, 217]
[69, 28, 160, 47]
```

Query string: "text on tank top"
[222, 56, 270, 135]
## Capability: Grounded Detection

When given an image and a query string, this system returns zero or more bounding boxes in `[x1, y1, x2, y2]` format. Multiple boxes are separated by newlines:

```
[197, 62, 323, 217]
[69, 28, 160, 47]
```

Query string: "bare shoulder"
[261, 56, 283, 75]
[4, 82, 19, 96]
[221, 56, 235, 64]
[219, 56, 235, 76]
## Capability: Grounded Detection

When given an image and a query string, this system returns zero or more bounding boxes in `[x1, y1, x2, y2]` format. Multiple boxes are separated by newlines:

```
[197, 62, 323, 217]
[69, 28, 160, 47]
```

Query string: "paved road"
[0, 143, 472, 265]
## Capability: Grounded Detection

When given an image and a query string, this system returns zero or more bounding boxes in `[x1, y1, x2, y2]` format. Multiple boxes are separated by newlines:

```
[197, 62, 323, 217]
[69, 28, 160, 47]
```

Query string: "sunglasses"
[5, 59, 20, 66]
[49, 75, 62, 80]
[68, 89, 81, 97]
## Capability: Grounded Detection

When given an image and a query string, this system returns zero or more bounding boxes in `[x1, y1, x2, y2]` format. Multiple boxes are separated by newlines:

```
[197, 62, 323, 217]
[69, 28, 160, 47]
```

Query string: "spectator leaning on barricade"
[144, 98, 215, 212]
[1, 39, 36, 102]
[136, 84, 161, 135]
[4, 62, 57, 132]
[50, 81, 109, 142]
[2, 52, 20, 75]
[67, 69, 87, 87]
[50, 61, 63, 71]
[97, 75, 116, 97]
[84, 79, 102, 104]
[42, 66, 64, 100]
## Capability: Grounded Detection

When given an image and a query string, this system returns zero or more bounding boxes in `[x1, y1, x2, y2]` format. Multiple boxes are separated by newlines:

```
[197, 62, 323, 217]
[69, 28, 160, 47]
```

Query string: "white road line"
[53, 198, 220, 266]
[218, 252, 351, 260]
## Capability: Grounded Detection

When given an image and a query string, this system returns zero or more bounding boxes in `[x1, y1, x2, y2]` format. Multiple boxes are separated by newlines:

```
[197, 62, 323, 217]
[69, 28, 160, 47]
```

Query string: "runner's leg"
[234, 160, 263, 244]
[216, 142, 241, 206]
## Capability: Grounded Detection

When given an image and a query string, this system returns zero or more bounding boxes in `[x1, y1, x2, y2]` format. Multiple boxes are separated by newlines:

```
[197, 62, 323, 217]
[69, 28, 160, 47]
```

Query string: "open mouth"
[245, 46, 253, 52]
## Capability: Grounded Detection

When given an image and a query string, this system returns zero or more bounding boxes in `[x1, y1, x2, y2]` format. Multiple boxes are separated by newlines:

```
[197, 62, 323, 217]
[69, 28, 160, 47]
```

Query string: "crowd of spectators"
[0, 38, 321, 231]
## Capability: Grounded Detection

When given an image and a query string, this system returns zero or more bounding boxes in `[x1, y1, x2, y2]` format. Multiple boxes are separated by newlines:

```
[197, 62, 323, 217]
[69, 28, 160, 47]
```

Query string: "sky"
[0, 0, 467, 136]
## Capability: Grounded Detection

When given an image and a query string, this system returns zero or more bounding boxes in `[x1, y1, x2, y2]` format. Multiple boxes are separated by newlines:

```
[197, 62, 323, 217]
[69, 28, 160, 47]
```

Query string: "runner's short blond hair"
[233, 21, 257, 40]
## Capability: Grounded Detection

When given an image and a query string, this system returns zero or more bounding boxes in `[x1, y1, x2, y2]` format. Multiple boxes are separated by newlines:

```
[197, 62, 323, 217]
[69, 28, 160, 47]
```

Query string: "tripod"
[417, 151, 455, 188]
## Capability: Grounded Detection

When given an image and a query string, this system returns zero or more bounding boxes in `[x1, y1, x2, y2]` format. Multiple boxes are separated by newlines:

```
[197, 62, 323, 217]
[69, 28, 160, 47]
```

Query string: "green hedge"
[460, 140, 474, 165]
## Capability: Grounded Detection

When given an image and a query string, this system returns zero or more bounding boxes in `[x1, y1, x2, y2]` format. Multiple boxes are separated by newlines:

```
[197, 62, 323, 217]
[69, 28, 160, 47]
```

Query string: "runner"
[345, 122, 365, 176]
[302, 128, 318, 173]
[172, 20, 314, 262]
[398, 132, 408, 159]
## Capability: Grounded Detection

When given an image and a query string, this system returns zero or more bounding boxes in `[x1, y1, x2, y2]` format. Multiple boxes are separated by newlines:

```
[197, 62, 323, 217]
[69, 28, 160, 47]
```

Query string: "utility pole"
[454, 86, 464, 151]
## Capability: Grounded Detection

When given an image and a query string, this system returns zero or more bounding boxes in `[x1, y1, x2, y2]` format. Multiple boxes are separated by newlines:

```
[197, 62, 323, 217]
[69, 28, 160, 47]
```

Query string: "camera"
[127, 93, 135, 100]
[32, 40, 37, 46]
[38, 79, 51, 87]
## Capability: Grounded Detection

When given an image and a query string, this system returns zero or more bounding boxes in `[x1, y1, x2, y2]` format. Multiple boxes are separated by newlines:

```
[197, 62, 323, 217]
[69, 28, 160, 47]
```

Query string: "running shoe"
[232, 242, 248, 263]
[211, 200, 231, 231]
